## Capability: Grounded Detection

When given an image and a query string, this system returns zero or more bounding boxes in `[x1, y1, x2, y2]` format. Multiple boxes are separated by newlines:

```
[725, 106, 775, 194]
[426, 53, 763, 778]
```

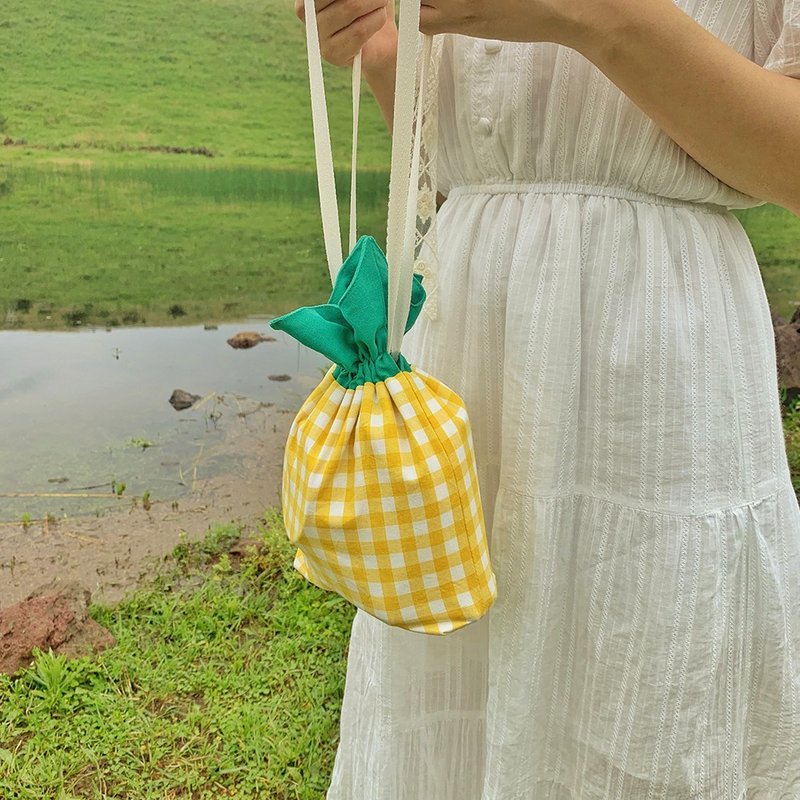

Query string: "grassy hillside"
[0, 0, 393, 326]
[0, 0, 390, 168]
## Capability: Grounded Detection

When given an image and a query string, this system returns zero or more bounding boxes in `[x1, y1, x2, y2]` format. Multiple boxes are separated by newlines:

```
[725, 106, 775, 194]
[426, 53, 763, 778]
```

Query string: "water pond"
[0, 319, 329, 522]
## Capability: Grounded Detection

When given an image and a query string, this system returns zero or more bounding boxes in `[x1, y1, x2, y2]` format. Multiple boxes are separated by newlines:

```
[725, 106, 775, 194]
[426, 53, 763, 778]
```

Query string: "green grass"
[0, 161, 390, 327]
[0, 0, 390, 170]
[734, 204, 800, 320]
[0, 0, 394, 327]
[0, 515, 356, 799]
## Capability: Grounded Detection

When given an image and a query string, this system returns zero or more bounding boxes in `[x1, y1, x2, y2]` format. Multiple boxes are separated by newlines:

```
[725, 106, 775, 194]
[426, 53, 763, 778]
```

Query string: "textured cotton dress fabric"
[325, 1, 800, 797]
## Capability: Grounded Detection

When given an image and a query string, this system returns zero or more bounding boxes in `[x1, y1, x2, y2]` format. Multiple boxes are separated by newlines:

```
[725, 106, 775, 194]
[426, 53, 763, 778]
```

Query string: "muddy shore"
[0, 404, 294, 610]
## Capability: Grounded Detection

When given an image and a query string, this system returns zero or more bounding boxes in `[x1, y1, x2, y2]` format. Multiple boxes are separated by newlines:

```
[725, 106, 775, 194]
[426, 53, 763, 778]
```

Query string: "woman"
[297, 0, 800, 796]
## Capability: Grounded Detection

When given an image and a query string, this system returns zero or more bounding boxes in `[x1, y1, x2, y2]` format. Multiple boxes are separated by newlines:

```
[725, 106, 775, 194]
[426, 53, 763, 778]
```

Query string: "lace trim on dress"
[414, 34, 443, 322]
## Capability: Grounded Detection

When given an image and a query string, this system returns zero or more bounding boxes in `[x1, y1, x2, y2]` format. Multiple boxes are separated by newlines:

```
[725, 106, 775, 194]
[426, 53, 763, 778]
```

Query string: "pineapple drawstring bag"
[268, 0, 497, 635]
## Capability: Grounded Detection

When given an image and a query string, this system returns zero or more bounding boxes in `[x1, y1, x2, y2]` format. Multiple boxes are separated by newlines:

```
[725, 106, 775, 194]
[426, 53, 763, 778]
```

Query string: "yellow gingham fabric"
[282, 364, 497, 635]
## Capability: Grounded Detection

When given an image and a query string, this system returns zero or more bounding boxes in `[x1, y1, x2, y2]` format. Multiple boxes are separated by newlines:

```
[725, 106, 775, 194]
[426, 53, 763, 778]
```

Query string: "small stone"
[227, 332, 275, 349]
[169, 389, 201, 411]
[775, 320, 800, 400]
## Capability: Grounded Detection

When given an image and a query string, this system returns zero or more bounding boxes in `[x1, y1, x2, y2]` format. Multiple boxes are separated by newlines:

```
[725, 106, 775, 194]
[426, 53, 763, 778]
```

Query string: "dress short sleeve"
[755, 0, 800, 77]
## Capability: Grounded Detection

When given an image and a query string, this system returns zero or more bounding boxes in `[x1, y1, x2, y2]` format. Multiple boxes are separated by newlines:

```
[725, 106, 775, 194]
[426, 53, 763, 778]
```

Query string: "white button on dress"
[476, 116, 493, 135]
[483, 40, 502, 54]
[327, 16, 800, 800]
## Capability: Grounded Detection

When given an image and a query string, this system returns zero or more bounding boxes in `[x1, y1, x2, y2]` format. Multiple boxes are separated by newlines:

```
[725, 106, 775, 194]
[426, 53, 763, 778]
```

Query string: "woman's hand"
[419, 0, 591, 46]
[295, 0, 398, 71]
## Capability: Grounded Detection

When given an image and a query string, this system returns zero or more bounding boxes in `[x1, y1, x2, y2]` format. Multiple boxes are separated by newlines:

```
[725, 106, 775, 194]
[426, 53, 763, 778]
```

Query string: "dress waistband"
[446, 181, 731, 214]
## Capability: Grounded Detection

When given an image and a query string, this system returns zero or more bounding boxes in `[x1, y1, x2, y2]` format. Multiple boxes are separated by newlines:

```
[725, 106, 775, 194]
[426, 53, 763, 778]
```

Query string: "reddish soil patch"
[0, 582, 117, 675]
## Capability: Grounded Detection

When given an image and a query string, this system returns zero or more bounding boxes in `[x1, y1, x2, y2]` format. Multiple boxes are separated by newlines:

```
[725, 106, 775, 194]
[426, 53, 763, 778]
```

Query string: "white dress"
[326, 1, 800, 797]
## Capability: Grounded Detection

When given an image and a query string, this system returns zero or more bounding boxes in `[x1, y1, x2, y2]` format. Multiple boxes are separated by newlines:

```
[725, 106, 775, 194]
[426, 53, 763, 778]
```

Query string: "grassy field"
[0, 0, 389, 169]
[0, 161, 391, 327]
[0, 516, 356, 800]
[0, 0, 393, 327]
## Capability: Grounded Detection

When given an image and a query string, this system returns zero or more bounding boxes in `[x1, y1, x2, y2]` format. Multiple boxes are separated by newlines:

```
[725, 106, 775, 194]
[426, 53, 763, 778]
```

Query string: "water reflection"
[0, 320, 328, 522]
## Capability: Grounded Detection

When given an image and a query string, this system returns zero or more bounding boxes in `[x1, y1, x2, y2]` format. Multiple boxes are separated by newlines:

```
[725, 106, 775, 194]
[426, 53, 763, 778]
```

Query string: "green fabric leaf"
[267, 303, 357, 371]
[269, 236, 426, 388]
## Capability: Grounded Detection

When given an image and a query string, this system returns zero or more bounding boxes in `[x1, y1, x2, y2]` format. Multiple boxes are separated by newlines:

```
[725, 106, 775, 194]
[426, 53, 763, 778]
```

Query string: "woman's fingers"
[295, 0, 392, 68]
[317, 0, 388, 40]
[296, 0, 388, 29]
[323, 6, 389, 66]
[295, 0, 341, 22]
[419, 3, 444, 35]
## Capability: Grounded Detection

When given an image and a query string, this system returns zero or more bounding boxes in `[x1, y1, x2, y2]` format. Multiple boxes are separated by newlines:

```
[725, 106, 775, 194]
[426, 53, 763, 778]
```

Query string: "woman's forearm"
[565, 0, 800, 215]
[363, 60, 397, 131]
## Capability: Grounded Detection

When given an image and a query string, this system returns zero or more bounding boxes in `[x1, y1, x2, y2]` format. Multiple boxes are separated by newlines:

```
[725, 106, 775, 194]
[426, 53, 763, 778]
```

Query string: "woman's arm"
[420, 0, 800, 215]
[570, 0, 800, 216]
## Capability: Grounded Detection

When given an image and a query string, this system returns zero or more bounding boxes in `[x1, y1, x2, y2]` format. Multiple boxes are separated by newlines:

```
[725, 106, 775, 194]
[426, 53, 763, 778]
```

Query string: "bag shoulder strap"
[303, 0, 432, 358]
[303, 0, 359, 276]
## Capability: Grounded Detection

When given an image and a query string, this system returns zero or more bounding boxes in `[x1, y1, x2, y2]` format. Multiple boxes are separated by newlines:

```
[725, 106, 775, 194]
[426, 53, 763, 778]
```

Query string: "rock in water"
[0, 582, 116, 676]
[169, 389, 201, 411]
[775, 316, 800, 402]
[227, 332, 276, 349]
